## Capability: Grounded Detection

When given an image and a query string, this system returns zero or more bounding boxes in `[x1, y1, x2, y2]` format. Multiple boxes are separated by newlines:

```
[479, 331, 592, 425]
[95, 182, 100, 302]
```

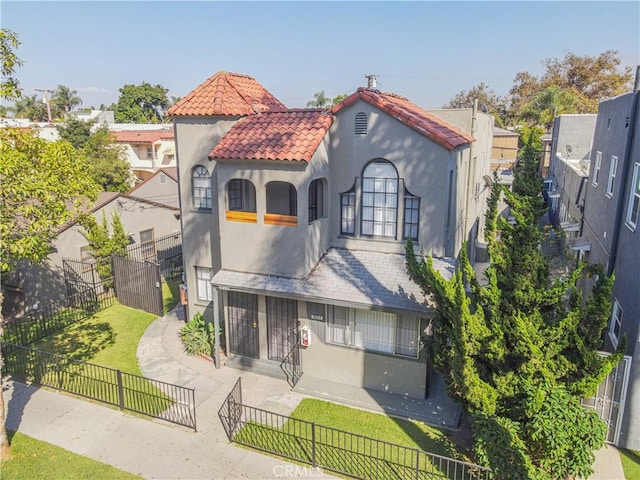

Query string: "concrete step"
[224, 355, 288, 381]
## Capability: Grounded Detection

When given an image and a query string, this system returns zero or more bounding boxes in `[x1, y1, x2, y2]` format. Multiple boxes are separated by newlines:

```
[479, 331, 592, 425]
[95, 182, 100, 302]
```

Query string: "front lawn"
[33, 302, 156, 375]
[620, 449, 640, 479]
[1, 431, 141, 480]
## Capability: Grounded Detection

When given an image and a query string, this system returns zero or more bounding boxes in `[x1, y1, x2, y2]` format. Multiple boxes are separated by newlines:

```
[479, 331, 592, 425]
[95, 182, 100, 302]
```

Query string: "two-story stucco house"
[168, 72, 493, 405]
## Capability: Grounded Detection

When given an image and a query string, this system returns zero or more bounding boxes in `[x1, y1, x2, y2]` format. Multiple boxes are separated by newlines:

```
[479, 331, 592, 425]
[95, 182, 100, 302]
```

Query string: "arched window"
[355, 112, 367, 135]
[192, 166, 211, 211]
[266, 181, 297, 216]
[227, 179, 256, 212]
[361, 160, 398, 237]
[308, 178, 325, 223]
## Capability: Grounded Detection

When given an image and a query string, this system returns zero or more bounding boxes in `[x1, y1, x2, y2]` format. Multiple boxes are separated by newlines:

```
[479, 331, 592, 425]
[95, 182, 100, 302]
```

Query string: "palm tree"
[12, 94, 49, 121]
[307, 91, 331, 108]
[52, 84, 82, 115]
[518, 86, 579, 132]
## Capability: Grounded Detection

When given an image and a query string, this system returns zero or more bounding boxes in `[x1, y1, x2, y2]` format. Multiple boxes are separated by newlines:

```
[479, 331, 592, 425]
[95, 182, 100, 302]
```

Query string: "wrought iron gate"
[112, 256, 164, 316]
[227, 292, 260, 358]
[266, 297, 298, 362]
[582, 354, 632, 445]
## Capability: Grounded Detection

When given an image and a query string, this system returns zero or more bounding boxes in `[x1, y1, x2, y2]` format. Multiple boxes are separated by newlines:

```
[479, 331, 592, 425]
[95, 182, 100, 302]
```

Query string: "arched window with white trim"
[361, 160, 398, 237]
[192, 165, 211, 211]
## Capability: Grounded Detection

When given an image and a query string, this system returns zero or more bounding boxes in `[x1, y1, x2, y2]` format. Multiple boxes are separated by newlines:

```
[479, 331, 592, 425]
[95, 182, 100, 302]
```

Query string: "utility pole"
[35, 88, 53, 123]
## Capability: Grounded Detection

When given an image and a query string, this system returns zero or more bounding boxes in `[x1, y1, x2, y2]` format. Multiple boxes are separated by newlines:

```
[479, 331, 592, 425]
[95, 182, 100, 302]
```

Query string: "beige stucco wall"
[129, 173, 179, 208]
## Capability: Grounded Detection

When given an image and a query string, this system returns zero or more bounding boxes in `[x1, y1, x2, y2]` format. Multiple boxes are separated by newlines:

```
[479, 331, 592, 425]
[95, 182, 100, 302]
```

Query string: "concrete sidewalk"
[4, 306, 627, 479]
[5, 307, 336, 479]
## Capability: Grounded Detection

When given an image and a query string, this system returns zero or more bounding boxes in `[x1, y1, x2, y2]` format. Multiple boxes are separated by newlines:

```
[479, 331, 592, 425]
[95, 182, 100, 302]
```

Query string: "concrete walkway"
[4, 306, 628, 479]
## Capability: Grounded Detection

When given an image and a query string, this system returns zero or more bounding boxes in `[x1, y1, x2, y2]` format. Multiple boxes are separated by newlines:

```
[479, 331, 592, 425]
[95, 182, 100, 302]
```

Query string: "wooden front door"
[266, 297, 298, 361]
[228, 292, 259, 358]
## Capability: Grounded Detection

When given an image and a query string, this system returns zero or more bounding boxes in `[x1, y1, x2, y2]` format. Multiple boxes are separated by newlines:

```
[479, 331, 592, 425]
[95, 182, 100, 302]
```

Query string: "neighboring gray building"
[127, 167, 179, 208]
[1, 193, 180, 316]
[581, 90, 640, 450]
[545, 115, 596, 241]
[168, 72, 493, 403]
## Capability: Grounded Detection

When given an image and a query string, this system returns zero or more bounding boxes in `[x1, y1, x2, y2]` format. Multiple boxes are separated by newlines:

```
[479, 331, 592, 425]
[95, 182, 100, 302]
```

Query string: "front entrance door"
[582, 354, 632, 445]
[267, 297, 298, 361]
[228, 292, 259, 358]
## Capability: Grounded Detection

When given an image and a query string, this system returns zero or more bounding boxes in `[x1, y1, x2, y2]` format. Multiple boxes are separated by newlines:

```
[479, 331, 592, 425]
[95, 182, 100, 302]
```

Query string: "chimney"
[365, 74, 379, 89]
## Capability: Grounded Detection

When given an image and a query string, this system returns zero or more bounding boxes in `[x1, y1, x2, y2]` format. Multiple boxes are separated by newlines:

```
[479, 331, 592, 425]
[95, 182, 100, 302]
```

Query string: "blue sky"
[2, 1, 639, 110]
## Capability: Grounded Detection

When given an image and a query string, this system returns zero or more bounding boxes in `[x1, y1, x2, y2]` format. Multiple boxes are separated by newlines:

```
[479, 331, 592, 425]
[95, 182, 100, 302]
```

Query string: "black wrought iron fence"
[126, 231, 182, 279]
[1, 341, 197, 430]
[1, 287, 114, 348]
[218, 378, 491, 480]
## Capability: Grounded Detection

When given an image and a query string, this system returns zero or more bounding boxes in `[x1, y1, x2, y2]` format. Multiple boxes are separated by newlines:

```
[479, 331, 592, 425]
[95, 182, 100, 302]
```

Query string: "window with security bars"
[361, 161, 398, 237]
[340, 188, 356, 235]
[403, 190, 420, 240]
[355, 112, 367, 135]
[192, 166, 212, 211]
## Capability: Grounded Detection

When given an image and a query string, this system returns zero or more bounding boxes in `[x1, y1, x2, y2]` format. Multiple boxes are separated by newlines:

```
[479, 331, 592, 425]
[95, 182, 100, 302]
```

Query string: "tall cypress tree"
[406, 129, 625, 479]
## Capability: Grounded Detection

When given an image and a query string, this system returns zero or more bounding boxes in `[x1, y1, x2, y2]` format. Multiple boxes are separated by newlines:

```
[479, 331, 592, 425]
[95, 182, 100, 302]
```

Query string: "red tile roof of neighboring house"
[111, 130, 174, 144]
[331, 88, 474, 151]
[209, 110, 332, 162]
[167, 71, 287, 117]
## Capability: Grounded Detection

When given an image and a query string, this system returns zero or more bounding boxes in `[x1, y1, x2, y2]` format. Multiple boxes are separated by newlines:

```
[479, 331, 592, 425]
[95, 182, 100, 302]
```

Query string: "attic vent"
[160, 173, 166, 184]
[607, 118, 611, 128]
[355, 112, 368, 135]
[625, 116, 630, 128]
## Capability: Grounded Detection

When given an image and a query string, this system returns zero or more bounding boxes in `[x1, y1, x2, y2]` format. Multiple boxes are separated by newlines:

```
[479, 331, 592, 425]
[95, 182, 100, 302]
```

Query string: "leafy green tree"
[51, 84, 83, 115]
[82, 126, 132, 192]
[518, 86, 580, 131]
[0, 128, 98, 461]
[0, 29, 23, 100]
[405, 131, 624, 478]
[112, 82, 169, 123]
[331, 94, 348, 106]
[444, 82, 507, 127]
[79, 211, 130, 289]
[56, 118, 94, 149]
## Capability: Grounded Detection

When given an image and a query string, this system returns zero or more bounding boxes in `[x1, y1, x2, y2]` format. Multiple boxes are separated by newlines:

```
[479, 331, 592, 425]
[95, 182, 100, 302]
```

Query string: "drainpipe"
[463, 99, 478, 251]
[607, 66, 640, 276]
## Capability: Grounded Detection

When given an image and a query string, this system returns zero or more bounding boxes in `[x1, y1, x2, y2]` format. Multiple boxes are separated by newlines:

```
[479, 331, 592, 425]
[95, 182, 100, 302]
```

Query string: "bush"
[180, 312, 214, 356]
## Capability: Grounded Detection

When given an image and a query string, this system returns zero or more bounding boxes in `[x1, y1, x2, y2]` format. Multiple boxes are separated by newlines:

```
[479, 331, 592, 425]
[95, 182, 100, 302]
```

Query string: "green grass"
[33, 302, 156, 375]
[1, 431, 141, 480]
[13, 302, 174, 415]
[620, 449, 640, 480]
[162, 278, 181, 313]
[233, 398, 476, 479]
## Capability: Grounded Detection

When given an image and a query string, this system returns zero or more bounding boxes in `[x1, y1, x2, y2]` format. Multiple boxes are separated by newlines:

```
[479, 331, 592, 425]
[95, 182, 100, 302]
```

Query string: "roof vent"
[365, 74, 379, 89]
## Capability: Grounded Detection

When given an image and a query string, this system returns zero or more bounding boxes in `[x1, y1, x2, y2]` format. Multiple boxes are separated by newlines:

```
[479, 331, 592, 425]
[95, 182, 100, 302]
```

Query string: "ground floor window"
[195, 267, 213, 302]
[326, 305, 419, 358]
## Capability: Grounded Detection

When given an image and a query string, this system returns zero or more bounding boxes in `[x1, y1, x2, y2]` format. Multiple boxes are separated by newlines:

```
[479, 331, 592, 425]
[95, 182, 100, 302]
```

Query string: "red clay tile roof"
[331, 88, 474, 151]
[111, 130, 174, 144]
[167, 71, 287, 117]
[209, 110, 332, 162]
[159, 167, 178, 181]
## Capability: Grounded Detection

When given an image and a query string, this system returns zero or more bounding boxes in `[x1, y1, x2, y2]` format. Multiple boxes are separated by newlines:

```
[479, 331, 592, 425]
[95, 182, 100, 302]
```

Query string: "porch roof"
[211, 248, 456, 316]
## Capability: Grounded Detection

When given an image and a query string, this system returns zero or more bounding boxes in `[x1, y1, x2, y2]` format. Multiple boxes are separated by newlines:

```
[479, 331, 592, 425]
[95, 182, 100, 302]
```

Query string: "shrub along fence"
[1, 287, 114, 348]
[1, 341, 197, 430]
[218, 378, 491, 480]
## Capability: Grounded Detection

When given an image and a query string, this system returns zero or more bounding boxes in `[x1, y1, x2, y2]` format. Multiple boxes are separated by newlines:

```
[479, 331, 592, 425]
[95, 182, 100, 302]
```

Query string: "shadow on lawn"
[34, 321, 115, 363]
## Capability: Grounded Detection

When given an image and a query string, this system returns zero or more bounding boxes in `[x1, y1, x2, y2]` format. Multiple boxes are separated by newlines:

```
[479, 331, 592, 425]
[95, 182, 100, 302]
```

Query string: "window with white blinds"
[326, 306, 419, 358]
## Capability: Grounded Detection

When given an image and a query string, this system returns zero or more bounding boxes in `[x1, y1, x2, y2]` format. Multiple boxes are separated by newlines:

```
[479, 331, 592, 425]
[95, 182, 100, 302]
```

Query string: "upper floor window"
[606, 156, 618, 198]
[340, 186, 356, 235]
[266, 181, 297, 216]
[403, 189, 420, 240]
[227, 179, 256, 212]
[609, 299, 623, 347]
[355, 112, 368, 135]
[626, 162, 640, 230]
[361, 160, 398, 237]
[592, 151, 602, 186]
[192, 166, 212, 212]
[308, 178, 325, 223]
